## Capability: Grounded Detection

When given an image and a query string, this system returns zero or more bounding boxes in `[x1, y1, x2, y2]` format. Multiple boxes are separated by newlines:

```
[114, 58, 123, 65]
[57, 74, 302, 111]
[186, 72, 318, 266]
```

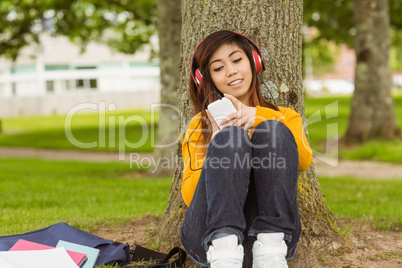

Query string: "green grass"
[305, 94, 402, 163]
[304, 95, 351, 145]
[0, 158, 171, 236]
[1, 157, 400, 235]
[0, 109, 158, 152]
[340, 139, 402, 163]
[319, 176, 402, 231]
[2, 109, 154, 132]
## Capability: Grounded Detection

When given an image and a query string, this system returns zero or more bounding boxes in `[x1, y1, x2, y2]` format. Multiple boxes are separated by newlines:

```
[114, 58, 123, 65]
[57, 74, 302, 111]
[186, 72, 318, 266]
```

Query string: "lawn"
[0, 109, 158, 153]
[0, 158, 170, 236]
[318, 176, 402, 231]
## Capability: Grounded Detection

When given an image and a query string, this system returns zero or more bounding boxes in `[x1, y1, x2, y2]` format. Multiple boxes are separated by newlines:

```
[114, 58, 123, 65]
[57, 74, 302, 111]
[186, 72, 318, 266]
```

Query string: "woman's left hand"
[220, 93, 257, 131]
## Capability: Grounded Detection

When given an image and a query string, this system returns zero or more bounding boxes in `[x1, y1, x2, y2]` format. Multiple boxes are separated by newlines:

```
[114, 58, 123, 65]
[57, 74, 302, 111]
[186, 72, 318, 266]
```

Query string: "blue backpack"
[0, 222, 186, 267]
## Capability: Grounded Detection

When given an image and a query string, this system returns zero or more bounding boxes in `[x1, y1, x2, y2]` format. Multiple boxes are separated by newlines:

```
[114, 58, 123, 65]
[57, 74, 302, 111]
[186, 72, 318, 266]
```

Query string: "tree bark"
[152, 0, 182, 177]
[159, 1, 342, 266]
[345, 0, 400, 144]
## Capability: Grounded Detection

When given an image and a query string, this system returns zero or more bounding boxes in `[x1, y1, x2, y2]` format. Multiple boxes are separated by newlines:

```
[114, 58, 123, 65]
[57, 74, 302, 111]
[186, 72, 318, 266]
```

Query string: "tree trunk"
[152, 0, 182, 177]
[159, 1, 342, 266]
[345, 0, 400, 144]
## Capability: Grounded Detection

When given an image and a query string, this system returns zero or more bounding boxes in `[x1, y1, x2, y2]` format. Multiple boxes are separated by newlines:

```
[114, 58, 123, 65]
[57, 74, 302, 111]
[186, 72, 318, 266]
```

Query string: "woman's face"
[208, 43, 253, 104]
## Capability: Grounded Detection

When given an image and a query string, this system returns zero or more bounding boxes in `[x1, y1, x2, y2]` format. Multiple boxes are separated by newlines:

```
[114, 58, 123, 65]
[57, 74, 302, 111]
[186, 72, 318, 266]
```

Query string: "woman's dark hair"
[188, 30, 277, 147]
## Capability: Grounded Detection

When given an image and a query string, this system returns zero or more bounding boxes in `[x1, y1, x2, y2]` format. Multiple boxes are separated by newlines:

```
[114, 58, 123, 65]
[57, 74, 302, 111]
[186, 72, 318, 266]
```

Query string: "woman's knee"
[252, 120, 296, 149]
[210, 125, 251, 153]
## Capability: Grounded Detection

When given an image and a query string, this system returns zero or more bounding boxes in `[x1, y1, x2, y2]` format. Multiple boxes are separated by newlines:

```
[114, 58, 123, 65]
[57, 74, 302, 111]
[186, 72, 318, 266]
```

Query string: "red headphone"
[190, 31, 266, 93]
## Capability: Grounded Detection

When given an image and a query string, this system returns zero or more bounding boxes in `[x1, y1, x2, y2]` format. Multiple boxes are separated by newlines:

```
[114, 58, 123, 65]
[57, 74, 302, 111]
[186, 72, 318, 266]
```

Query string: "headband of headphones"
[190, 31, 266, 92]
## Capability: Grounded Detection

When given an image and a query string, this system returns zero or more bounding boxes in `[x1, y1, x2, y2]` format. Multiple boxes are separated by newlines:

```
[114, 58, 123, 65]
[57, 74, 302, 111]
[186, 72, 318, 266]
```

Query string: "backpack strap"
[126, 244, 187, 268]
[161, 247, 187, 267]
[131, 244, 166, 263]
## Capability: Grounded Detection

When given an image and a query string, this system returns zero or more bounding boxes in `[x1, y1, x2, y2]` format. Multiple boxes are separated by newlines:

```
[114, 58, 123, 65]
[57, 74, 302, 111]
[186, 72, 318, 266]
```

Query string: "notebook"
[56, 240, 100, 268]
[1, 247, 78, 268]
[9, 239, 87, 267]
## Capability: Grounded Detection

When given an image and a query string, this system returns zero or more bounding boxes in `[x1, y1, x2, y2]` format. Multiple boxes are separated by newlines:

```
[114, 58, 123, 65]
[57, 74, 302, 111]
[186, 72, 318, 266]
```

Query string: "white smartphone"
[207, 97, 237, 129]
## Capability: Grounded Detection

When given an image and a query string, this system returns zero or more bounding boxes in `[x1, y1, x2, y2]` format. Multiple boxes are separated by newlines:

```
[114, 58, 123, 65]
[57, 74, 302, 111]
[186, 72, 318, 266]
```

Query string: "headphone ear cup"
[252, 50, 263, 74]
[194, 68, 203, 89]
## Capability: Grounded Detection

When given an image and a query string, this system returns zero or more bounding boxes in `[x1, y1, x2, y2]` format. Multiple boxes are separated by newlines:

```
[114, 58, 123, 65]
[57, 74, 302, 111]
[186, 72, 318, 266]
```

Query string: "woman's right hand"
[206, 109, 220, 140]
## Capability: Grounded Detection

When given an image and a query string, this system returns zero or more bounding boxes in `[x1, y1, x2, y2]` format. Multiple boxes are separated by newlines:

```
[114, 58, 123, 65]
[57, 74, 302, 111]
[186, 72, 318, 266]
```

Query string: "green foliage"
[303, 39, 341, 77]
[390, 0, 402, 30]
[303, 0, 402, 73]
[0, 158, 171, 235]
[304, 0, 355, 47]
[391, 29, 402, 72]
[319, 176, 402, 230]
[0, 0, 157, 60]
[304, 0, 402, 46]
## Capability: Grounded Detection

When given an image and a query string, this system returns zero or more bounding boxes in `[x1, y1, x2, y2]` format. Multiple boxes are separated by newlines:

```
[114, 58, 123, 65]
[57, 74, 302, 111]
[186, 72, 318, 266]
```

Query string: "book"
[9, 239, 87, 267]
[0, 254, 20, 268]
[0, 247, 79, 268]
[56, 240, 100, 268]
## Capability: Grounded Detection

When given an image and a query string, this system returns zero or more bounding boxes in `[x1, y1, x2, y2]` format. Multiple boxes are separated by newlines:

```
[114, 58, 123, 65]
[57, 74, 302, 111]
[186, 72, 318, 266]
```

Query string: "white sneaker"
[206, 234, 244, 268]
[252, 233, 288, 268]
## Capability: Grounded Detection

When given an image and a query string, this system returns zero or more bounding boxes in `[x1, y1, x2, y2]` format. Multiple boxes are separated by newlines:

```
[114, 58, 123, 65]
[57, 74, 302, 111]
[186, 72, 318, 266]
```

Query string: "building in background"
[0, 34, 160, 117]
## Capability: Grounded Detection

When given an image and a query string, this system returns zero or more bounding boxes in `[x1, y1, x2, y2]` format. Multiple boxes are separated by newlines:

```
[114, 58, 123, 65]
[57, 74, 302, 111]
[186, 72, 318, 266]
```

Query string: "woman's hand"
[220, 93, 257, 131]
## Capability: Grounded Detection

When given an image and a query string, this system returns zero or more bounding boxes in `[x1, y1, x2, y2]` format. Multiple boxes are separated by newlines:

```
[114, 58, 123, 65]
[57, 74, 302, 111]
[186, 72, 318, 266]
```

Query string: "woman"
[180, 30, 312, 268]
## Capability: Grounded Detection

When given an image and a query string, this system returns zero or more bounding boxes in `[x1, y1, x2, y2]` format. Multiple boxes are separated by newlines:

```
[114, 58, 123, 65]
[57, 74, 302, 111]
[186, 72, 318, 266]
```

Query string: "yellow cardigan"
[181, 105, 313, 207]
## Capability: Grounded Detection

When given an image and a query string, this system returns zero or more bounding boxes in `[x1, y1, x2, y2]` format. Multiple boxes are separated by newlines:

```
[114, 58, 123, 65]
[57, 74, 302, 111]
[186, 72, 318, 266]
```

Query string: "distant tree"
[0, 0, 157, 60]
[304, 0, 401, 143]
[152, 0, 181, 177]
[345, 0, 400, 142]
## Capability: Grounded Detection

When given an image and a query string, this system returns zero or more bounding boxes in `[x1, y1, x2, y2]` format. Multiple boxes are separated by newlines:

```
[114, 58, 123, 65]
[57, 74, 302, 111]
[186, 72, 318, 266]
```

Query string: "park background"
[0, 1, 401, 267]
